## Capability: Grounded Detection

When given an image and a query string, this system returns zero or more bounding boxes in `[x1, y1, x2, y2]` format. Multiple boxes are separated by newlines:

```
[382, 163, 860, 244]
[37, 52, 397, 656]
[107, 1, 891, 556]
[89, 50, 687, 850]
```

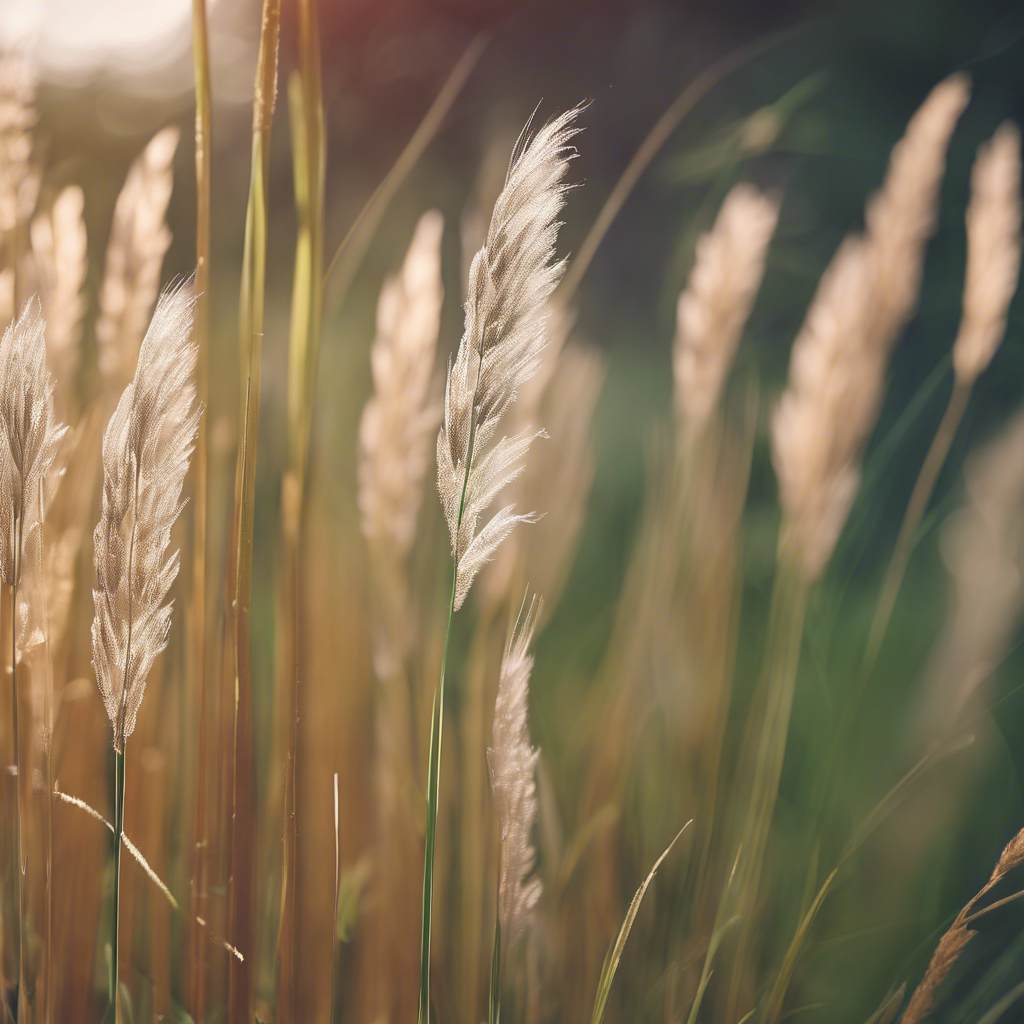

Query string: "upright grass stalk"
[420, 107, 580, 1024]
[8, 516, 23, 1024]
[275, 0, 324, 1016]
[186, 0, 212, 1016]
[224, 1, 279, 1018]
[91, 284, 199, 1023]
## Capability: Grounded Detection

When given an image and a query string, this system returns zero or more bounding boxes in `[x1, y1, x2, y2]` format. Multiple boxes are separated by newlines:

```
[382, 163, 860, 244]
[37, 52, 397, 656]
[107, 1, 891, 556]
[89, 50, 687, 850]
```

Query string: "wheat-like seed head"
[674, 183, 779, 432]
[865, 73, 971, 351]
[952, 123, 1022, 384]
[96, 126, 179, 386]
[438, 106, 580, 610]
[358, 209, 444, 557]
[489, 593, 542, 951]
[92, 281, 200, 752]
[771, 237, 879, 581]
[31, 186, 88, 405]
[0, 300, 68, 586]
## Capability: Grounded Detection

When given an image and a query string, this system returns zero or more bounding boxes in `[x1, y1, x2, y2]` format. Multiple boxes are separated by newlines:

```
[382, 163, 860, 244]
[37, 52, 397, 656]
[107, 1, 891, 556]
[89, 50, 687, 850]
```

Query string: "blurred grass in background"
[5, 0, 1024, 1021]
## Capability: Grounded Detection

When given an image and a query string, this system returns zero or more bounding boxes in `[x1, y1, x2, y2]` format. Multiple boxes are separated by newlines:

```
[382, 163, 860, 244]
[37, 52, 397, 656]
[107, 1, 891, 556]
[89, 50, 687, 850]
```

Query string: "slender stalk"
[722, 549, 808, 1021]
[110, 745, 126, 1024]
[418, 351, 482, 1024]
[323, 32, 487, 309]
[863, 376, 972, 670]
[38, 479, 54, 1024]
[187, 0, 213, 1016]
[557, 31, 783, 304]
[329, 773, 340, 1024]
[225, 4, 280, 1020]
[275, 0, 325, 1011]
[487, 916, 501, 1024]
[10, 514, 24, 1024]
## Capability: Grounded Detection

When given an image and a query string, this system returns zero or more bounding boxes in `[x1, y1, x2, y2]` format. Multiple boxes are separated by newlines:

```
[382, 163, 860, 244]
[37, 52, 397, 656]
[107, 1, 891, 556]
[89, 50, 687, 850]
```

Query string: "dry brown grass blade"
[903, 825, 1024, 1023]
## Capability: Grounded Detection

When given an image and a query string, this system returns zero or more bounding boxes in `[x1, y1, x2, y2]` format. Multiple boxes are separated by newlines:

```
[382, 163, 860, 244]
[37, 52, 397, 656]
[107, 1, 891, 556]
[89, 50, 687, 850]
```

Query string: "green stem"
[417, 562, 457, 1024]
[111, 744, 126, 1023]
[487, 912, 501, 1024]
[11, 516, 24, 1023]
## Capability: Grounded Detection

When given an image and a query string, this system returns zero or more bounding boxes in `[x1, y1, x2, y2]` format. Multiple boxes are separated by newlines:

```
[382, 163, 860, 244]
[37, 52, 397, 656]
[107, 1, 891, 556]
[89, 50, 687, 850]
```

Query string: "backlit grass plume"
[674, 182, 779, 433]
[0, 300, 67, 587]
[489, 594, 542, 950]
[437, 106, 580, 610]
[92, 280, 200, 753]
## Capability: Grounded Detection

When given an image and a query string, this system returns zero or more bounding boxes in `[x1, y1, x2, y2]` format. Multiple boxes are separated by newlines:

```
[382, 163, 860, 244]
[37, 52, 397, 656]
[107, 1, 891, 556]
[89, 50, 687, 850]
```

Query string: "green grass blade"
[591, 823, 689, 1024]
[488, 916, 501, 1024]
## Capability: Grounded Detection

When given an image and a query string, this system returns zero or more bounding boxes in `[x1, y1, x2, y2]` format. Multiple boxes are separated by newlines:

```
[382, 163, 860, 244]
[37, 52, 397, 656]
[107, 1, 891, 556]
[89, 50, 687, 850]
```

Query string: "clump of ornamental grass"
[419, 105, 581, 1024]
[91, 280, 199, 1021]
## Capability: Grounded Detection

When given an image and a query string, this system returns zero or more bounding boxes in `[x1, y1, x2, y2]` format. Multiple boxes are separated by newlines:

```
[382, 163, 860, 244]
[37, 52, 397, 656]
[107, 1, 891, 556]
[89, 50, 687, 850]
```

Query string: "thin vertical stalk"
[864, 376, 972, 670]
[9, 514, 24, 1024]
[109, 746, 126, 1024]
[419, 389, 479, 1024]
[274, 0, 324, 1013]
[329, 773, 339, 1024]
[37, 479, 54, 1024]
[187, 0, 213, 1016]
[225, 2, 280, 1021]
[722, 549, 808, 1021]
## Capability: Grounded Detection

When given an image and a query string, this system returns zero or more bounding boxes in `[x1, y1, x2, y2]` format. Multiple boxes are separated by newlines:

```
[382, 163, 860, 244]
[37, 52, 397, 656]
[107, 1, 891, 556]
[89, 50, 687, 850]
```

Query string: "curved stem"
[863, 376, 972, 671]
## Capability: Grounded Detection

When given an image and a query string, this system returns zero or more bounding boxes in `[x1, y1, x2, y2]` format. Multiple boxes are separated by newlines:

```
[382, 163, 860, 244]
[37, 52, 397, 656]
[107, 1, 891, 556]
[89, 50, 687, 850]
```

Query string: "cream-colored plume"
[674, 183, 779, 431]
[438, 107, 580, 610]
[865, 73, 971, 350]
[358, 209, 444, 557]
[0, 299, 67, 588]
[92, 281, 200, 751]
[771, 238, 878, 581]
[952, 123, 1022, 384]
[489, 594, 542, 950]
[96, 126, 179, 385]
[772, 76, 969, 582]
[31, 186, 88, 403]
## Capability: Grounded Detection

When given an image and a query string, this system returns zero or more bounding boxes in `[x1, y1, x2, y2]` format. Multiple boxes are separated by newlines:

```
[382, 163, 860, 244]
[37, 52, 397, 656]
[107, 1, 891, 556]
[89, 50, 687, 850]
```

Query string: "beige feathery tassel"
[359, 209, 444, 562]
[489, 594, 543, 951]
[674, 183, 779, 432]
[772, 75, 970, 582]
[771, 237, 878, 581]
[0, 300, 68, 587]
[866, 73, 971, 350]
[438, 107, 580, 610]
[92, 281, 200, 751]
[31, 186, 88, 406]
[96, 126, 179, 387]
[953, 123, 1022, 384]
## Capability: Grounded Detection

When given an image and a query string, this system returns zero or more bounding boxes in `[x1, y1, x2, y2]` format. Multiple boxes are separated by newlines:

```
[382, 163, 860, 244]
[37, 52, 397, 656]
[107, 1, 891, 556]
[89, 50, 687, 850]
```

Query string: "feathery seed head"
[771, 236, 879, 581]
[674, 183, 779, 431]
[438, 106, 581, 610]
[865, 73, 970, 351]
[31, 185, 88, 403]
[953, 122, 1022, 384]
[359, 210, 444, 555]
[92, 280, 200, 751]
[96, 126, 179, 386]
[489, 593, 542, 951]
[0, 300, 68, 585]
